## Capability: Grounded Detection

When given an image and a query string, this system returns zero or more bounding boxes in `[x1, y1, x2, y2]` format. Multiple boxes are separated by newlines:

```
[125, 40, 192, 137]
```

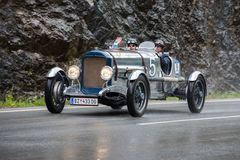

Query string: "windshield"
[138, 41, 155, 51]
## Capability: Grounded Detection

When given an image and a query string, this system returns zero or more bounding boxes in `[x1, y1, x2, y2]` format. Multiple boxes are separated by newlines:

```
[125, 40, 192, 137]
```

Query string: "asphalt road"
[1, 99, 240, 160]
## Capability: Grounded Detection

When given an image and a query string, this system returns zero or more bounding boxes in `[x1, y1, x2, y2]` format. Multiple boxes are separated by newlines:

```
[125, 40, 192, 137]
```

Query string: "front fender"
[188, 71, 203, 82]
[128, 70, 150, 97]
[46, 67, 65, 78]
[128, 70, 146, 81]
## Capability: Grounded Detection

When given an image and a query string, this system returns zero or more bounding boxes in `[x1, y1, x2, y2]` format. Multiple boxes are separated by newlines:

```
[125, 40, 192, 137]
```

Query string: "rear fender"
[188, 71, 203, 82]
[188, 71, 207, 95]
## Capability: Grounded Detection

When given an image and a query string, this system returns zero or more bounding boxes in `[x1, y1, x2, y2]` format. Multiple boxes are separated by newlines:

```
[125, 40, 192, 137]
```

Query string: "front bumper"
[63, 84, 127, 99]
[64, 84, 127, 106]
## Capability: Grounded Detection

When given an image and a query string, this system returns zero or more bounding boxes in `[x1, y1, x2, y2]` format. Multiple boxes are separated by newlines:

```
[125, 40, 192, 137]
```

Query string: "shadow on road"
[146, 108, 189, 114]
[62, 109, 130, 117]
[60, 107, 189, 118]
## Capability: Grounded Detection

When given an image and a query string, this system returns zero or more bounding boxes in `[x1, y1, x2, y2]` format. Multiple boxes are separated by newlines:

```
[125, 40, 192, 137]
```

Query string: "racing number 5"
[149, 57, 156, 77]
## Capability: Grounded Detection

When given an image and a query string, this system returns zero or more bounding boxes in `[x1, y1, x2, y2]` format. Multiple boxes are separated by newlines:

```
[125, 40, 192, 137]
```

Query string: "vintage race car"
[45, 41, 207, 117]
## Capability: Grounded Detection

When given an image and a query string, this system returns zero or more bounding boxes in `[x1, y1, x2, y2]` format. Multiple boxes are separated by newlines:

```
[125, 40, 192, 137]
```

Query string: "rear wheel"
[187, 75, 206, 113]
[127, 75, 149, 117]
[45, 73, 68, 113]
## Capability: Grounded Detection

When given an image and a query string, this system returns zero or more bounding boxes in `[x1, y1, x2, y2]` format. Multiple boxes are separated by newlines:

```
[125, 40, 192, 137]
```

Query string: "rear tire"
[187, 75, 206, 113]
[127, 75, 149, 117]
[45, 74, 68, 113]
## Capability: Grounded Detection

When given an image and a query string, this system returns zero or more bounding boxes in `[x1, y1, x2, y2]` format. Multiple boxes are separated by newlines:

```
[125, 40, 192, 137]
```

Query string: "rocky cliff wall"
[0, 0, 239, 100]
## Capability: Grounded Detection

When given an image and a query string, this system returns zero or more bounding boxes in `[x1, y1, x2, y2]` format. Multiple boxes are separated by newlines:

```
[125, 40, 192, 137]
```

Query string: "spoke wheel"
[127, 75, 149, 117]
[45, 73, 68, 113]
[187, 75, 206, 113]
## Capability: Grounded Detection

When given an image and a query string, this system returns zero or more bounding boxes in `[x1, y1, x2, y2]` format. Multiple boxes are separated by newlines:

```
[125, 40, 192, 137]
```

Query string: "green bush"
[0, 95, 45, 108]
[207, 91, 240, 99]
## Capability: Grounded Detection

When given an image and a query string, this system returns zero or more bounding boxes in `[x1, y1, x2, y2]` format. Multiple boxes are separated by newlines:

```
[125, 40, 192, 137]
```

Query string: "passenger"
[127, 38, 138, 51]
[154, 39, 165, 55]
[154, 40, 171, 75]
[112, 37, 123, 49]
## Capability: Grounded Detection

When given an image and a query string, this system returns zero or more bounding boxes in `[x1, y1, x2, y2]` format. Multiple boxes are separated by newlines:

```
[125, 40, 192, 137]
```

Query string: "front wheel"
[45, 73, 68, 113]
[127, 75, 149, 117]
[187, 75, 206, 113]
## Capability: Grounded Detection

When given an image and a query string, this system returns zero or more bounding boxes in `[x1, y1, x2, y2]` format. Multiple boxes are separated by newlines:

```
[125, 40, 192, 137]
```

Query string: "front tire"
[127, 75, 149, 117]
[45, 73, 68, 113]
[187, 75, 206, 113]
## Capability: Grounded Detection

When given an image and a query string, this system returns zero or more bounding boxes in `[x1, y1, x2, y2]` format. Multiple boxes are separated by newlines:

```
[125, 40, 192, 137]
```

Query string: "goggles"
[155, 44, 164, 48]
[128, 44, 137, 47]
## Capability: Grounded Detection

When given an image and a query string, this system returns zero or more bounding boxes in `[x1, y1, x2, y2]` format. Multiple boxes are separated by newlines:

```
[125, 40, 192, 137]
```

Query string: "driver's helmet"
[127, 38, 138, 47]
[154, 39, 165, 48]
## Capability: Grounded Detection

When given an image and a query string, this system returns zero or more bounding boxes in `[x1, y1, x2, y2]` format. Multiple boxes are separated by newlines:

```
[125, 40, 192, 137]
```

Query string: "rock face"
[0, 0, 96, 99]
[0, 0, 239, 100]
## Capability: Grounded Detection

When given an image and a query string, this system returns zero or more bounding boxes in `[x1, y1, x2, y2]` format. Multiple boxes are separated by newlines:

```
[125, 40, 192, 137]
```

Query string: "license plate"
[70, 97, 98, 106]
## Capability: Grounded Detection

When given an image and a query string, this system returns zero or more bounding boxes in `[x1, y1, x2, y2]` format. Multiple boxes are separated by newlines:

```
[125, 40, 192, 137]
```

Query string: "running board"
[149, 77, 186, 82]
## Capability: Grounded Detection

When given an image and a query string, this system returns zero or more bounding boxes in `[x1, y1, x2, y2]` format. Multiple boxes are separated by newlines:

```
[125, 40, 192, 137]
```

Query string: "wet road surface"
[0, 99, 240, 160]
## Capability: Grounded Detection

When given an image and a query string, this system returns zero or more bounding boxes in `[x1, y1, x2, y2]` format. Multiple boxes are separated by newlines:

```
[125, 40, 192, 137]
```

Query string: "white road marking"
[0, 108, 46, 113]
[0, 105, 104, 113]
[149, 99, 240, 105]
[137, 115, 240, 126]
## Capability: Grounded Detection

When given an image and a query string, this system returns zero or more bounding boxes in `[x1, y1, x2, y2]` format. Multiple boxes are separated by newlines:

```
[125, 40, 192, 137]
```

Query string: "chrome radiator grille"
[83, 57, 106, 88]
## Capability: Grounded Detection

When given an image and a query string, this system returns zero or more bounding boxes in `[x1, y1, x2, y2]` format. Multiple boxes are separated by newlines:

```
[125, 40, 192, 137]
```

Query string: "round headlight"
[100, 66, 113, 81]
[67, 65, 80, 80]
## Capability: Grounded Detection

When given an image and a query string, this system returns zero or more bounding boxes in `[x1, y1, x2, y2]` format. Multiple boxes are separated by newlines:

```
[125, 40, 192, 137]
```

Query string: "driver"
[127, 38, 138, 51]
[154, 39, 171, 74]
